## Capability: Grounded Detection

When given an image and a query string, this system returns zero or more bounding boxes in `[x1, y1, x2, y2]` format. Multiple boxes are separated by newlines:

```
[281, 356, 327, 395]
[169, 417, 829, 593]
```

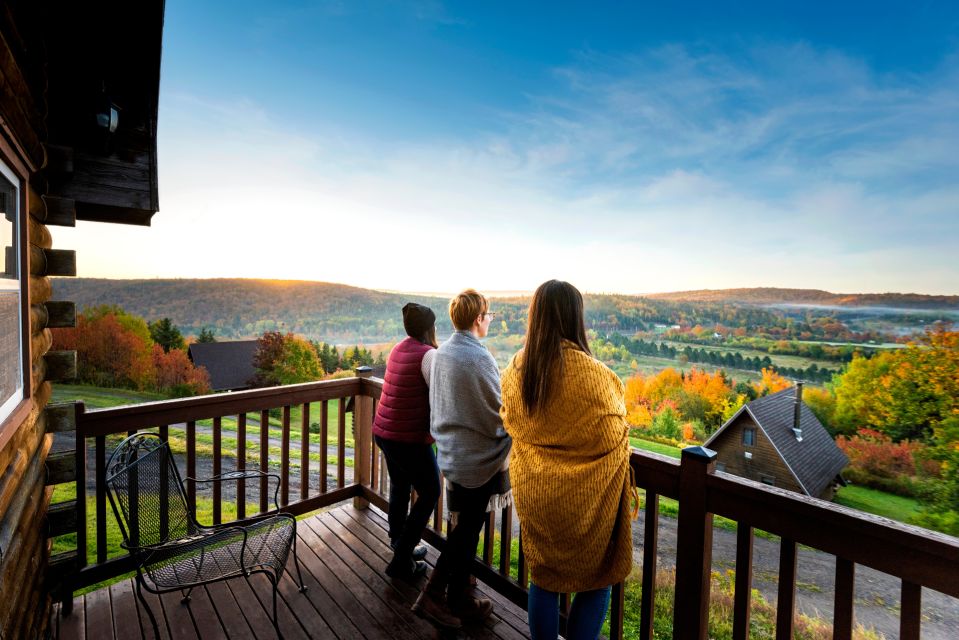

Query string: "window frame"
[0, 144, 31, 451]
[742, 426, 756, 447]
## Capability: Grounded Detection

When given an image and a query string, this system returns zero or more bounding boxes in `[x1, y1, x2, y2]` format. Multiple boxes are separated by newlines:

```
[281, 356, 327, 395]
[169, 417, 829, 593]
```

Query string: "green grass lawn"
[630, 437, 683, 459]
[833, 485, 922, 522]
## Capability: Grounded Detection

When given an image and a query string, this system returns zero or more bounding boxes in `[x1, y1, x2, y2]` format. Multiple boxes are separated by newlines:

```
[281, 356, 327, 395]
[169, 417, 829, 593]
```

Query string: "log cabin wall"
[710, 413, 806, 495]
[0, 4, 78, 637]
[0, 1, 163, 635]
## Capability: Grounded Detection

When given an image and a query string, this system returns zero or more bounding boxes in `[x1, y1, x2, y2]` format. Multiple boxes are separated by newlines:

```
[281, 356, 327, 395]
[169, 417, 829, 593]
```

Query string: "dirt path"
[631, 509, 959, 639]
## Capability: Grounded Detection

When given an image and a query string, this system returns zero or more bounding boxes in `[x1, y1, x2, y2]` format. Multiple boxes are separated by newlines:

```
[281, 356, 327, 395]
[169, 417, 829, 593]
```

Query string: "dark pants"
[374, 436, 440, 563]
[433, 475, 499, 606]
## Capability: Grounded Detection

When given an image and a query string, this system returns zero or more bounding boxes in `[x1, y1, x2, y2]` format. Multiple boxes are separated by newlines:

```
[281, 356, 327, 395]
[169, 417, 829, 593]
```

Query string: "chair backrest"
[105, 433, 198, 548]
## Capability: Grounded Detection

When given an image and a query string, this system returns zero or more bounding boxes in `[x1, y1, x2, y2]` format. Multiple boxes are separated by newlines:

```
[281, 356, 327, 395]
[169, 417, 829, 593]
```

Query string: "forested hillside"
[52, 278, 957, 343]
[648, 287, 959, 308]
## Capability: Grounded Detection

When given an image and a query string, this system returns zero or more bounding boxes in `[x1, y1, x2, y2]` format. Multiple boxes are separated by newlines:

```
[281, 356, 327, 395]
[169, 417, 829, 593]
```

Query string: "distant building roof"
[188, 341, 259, 391]
[705, 386, 849, 498]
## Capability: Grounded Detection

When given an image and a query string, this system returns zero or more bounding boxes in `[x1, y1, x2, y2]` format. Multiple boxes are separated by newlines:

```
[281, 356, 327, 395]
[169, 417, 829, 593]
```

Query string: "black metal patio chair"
[105, 433, 307, 637]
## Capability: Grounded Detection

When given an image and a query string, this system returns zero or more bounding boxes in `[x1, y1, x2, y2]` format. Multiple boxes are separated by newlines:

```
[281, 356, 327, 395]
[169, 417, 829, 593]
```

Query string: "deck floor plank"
[311, 514, 443, 638]
[297, 519, 411, 640]
[110, 579, 144, 640]
[136, 583, 171, 640]
[351, 507, 531, 640]
[57, 595, 84, 640]
[158, 590, 199, 640]
[224, 575, 284, 639]
[184, 580, 230, 638]
[290, 522, 393, 640]
[203, 581, 257, 640]
[283, 534, 366, 640]
[83, 583, 114, 640]
[322, 509, 516, 640]
[57, 503, 533, 639]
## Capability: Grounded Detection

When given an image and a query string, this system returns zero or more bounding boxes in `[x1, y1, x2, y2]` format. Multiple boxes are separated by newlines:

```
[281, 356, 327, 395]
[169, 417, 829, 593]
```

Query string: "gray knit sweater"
[430, 331, 512, 488]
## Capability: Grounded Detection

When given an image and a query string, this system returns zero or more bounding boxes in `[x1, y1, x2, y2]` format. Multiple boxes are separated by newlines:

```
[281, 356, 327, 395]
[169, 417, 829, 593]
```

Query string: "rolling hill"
[51, 278, 958, 343]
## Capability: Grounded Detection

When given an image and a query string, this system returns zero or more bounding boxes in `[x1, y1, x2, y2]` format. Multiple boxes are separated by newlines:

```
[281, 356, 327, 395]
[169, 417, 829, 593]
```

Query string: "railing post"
[673, 445, 717, 640]
[353, 366, 374, 510]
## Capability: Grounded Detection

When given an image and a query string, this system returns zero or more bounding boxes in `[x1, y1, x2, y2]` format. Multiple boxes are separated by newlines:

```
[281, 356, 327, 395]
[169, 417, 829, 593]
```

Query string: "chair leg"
[136, 579, 161, 639]
[270, 575, 283, 639]
[180, 586, 194, 603]
[292, 534, 308, 593]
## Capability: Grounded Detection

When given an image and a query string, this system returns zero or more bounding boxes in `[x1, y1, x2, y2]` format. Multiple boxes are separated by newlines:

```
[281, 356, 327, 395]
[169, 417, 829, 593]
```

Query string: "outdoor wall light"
[96, 102, 119, 133]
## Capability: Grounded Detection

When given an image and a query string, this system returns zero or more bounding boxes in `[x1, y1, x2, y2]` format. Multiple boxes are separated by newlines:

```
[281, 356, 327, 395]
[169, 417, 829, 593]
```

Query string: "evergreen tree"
[197, 327, 216, 343]
[149, 318, 185, 353]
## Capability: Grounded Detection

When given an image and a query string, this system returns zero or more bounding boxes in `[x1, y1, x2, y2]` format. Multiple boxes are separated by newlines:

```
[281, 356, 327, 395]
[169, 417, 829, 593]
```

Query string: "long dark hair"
[421, 326, 438, 348]
[520, 280, 591, 414]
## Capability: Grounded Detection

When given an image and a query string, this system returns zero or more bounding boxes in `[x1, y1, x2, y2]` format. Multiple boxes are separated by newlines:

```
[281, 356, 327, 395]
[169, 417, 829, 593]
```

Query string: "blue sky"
[62, 1, 959, 294]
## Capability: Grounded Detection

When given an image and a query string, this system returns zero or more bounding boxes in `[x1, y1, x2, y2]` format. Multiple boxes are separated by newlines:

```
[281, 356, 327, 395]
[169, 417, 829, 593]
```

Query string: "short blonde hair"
[449, 289, 488, 330]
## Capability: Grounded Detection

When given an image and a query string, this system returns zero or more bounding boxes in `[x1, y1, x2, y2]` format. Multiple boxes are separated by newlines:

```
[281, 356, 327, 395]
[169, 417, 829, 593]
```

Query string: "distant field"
[658, 339, 842, 372]
[607, 355, 766, 383]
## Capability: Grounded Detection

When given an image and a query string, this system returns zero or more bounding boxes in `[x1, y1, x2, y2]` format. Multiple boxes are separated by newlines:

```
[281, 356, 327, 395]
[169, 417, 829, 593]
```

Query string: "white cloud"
[58, 42, 959, 295]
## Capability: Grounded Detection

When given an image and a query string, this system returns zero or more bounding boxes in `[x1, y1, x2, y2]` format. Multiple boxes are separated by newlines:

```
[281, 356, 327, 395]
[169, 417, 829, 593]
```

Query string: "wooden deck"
[53, 504, 532, 640]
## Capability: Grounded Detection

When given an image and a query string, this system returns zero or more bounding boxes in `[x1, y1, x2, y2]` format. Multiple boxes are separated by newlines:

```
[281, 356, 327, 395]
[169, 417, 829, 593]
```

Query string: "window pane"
[0, 165, 21, 424]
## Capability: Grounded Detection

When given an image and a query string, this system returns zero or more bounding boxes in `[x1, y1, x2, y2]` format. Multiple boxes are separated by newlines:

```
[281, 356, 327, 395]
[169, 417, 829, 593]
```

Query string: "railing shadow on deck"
[56, 368, 959, 640]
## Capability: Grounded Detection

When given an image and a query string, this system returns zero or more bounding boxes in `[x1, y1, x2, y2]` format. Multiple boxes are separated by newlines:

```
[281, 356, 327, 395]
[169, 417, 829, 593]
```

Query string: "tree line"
[52, 306, 210, 396]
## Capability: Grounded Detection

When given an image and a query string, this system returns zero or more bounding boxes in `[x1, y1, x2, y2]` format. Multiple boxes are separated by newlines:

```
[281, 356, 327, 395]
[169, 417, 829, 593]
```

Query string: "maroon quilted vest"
[372, 337, 434, 444]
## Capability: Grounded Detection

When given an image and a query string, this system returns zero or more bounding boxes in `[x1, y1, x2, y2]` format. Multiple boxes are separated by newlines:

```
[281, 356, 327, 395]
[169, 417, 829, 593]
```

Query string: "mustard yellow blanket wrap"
[500, 342, 634, 593]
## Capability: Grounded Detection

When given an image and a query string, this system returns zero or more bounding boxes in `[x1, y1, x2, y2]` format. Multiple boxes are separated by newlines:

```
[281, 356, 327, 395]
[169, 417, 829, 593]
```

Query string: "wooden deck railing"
[61, 371, 959, 639]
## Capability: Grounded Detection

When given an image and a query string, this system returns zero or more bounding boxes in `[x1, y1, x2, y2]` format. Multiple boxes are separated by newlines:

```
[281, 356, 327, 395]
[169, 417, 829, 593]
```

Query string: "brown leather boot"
[449, 594, 494, 623]
[412, 571, 462, 629]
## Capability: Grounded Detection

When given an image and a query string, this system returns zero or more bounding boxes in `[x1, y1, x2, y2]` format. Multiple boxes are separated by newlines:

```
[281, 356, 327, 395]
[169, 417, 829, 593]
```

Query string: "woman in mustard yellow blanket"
[501, 279, 635, 640]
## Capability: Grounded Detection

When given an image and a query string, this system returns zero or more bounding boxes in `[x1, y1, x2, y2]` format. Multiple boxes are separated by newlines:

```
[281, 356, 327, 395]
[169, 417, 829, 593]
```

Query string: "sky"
[59, 1, 959, 295]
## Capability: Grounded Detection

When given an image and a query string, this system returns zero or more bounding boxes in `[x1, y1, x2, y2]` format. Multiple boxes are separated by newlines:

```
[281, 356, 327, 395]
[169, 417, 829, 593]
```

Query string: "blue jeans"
[528, 582, 612, 640]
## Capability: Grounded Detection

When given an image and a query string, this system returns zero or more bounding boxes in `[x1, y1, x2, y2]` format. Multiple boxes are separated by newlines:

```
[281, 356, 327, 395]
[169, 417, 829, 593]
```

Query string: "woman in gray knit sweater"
[412, 289, 512, 629]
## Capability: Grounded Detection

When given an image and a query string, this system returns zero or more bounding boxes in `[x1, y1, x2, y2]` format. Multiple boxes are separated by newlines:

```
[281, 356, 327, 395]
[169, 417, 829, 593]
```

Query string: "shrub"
[836, 428, 940, 498]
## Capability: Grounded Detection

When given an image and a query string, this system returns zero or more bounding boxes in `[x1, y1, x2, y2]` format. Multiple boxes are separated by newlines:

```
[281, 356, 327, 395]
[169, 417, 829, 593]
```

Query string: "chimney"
[792, 382, 803, 441]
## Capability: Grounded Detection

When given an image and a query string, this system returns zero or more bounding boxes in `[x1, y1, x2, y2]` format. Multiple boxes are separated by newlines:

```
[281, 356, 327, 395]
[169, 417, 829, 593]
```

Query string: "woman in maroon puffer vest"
[373, 302, 440, 580]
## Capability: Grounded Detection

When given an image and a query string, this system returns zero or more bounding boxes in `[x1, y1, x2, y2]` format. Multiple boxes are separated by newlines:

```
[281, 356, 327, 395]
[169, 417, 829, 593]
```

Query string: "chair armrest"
[186, 470, 282, 510]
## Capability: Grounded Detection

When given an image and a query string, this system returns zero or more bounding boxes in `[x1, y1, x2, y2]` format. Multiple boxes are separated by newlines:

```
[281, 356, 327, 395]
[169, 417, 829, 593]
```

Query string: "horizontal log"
[44, 451, 76, 485]
[28, 246, 76, 277]
[29, 274, 52, 305]
[29, 327, 52, 365]
[0, 451, 28, 522]
[44, 301, 75, 328]
[30, 301, 75, 333]
[45, 500, 77, 538]
[43, 403, 76, 434]
[42, 350, 76, 382]
[27, 214, 52, 249]
[40, 195, 77, 227]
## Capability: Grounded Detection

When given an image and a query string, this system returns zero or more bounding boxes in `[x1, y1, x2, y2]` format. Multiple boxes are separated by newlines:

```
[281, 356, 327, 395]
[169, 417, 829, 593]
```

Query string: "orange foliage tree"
[53, 306, 209, 396]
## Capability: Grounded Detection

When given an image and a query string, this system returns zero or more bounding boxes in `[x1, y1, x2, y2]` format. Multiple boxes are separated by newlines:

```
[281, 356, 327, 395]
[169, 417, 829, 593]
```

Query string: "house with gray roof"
[703, 383, 848, 500]
[187, 340, 259, 392]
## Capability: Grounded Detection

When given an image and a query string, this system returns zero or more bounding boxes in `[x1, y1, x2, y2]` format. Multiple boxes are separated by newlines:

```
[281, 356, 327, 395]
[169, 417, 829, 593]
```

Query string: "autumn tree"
[752, 367, 792, 397]
[153, 345, 211, 396]
[274, 336, 324, 385]
[251, 331, 288, 387]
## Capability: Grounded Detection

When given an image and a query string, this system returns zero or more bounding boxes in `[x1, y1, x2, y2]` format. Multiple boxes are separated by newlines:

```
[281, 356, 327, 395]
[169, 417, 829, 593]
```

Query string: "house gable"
[708, 411, 805, 494]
